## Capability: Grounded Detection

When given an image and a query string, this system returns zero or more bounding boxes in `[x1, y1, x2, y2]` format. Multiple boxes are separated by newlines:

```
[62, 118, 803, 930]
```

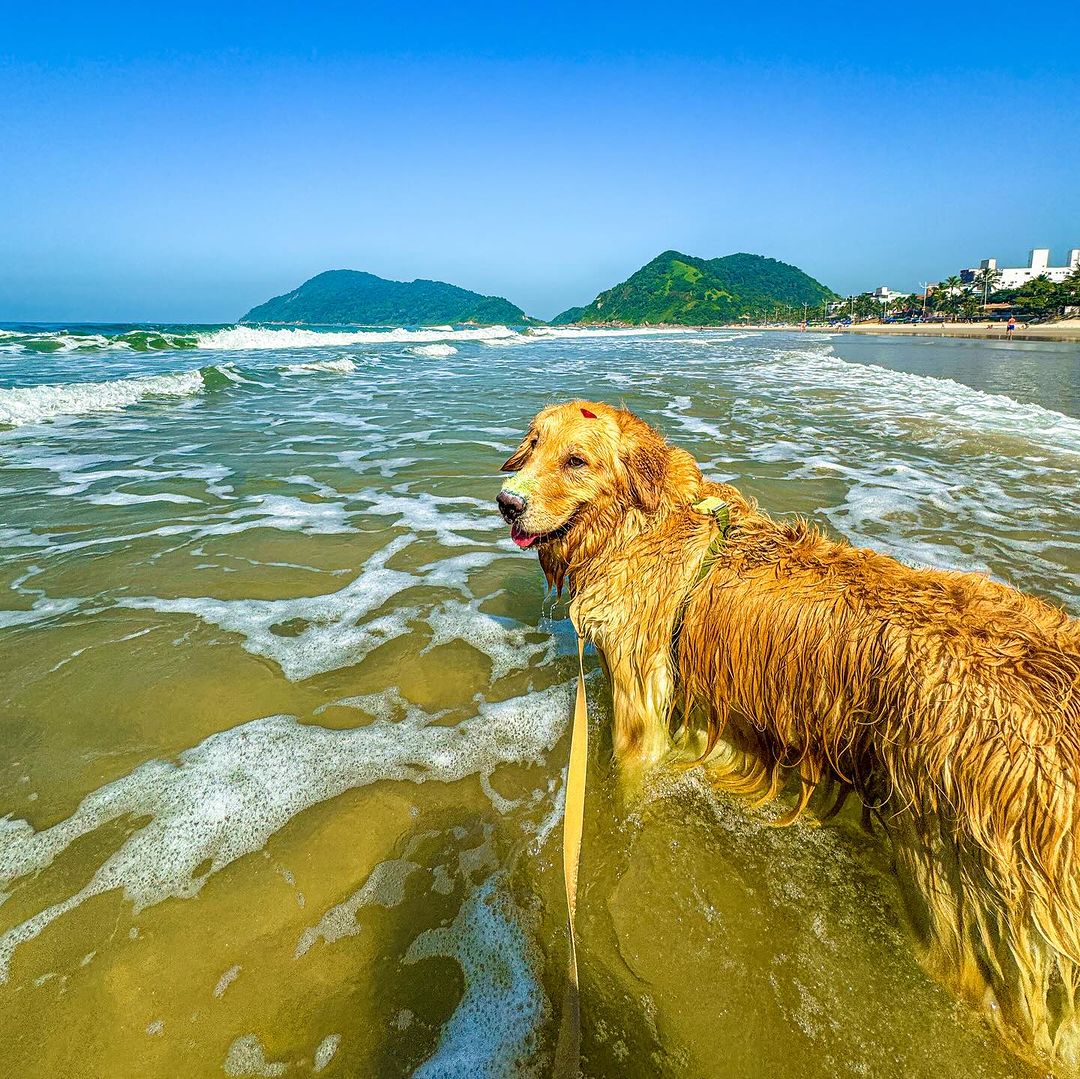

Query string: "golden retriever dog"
[496, 399, 1080, 1072]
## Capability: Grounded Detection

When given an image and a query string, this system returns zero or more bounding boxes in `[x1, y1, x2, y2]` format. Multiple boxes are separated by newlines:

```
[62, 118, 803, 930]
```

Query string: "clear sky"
[2, 2, 1078, 323]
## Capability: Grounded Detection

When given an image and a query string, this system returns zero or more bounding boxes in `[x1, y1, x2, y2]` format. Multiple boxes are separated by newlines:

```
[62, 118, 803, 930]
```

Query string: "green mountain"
[239, 269, 537, 326]
[549, 306, 587, 326]
[553, 251, 836, 325]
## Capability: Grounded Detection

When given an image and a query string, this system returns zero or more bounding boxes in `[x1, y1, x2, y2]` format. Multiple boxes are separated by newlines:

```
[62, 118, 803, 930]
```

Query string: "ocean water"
[1, 323, 1078, 1078]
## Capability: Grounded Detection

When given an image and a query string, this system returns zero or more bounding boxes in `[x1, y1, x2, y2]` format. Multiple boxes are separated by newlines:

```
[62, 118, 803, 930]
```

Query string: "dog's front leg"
[606, 651, 674, 788]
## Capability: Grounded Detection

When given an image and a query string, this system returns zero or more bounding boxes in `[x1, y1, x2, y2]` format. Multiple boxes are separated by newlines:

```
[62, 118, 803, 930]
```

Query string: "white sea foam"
[282, 358, 357, 374]
[796, 349, 1080, 454]
[523, 326, 700, 340]
[0, 594, 82, 630]
[196, 326, 519, 350]
[117, 537, 524, 682]
[313, 1034, 340, 1073]
[1, 448, 234, 500]
[0, 490, 353, 568]
[422, 598, 554, 681]
[660, 343, 1080, 460]
[0, 332, 112, 352]
[240, 494, 353, 535]
[408, 343, 459, 357]
[188, 322, 695, 357]
[223, 1034, 286, 1077]
[356, 489, 503, 547]
[295, 857, 420, 958]
[86, 491, 205, 507]
[0, 682, 572, 981]
[0, 329, 197, 354]
[658, 342, 1080, 601]
[213, 964, 242, 998]
[0, 369, 208, 427]
[406, 873, 551, 1079]
[118, 535, 419, 680]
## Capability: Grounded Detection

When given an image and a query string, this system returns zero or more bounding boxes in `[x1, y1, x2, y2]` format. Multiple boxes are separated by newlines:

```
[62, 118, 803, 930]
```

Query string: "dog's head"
[496, 400, 696, 560]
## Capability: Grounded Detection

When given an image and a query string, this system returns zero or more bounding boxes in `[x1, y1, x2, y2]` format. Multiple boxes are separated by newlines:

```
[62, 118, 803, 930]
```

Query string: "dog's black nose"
[497, 490, 526, 522]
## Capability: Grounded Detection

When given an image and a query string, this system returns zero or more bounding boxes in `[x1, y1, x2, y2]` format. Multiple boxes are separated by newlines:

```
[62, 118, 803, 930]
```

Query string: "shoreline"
[828, 320, 1080, 344]
[548, 319, 1080, 344]
[733, 320, 1080, 344]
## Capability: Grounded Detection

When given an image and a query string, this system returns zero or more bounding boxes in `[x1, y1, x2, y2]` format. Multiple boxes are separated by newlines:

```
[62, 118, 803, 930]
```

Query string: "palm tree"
[900, 293, 921, 316]
[939, 275, 963, 317]
[1064, 263, 1080, 306]
[974, 265, 1003, 306]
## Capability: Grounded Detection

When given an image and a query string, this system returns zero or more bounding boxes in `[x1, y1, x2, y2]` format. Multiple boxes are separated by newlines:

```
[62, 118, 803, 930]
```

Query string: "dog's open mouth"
[507, 513, 577, 550]
[510, 523, 541, 549]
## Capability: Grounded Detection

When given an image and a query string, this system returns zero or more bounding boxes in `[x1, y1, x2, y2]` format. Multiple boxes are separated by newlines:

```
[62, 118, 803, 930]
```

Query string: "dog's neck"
[539, 448, 706, 596]
[539, 502, 650, 595]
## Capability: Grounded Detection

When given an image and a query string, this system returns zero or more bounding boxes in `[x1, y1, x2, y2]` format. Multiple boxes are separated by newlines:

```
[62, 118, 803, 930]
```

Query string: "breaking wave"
[196, 325, 521, 350]
[0, 322, 715, 357]
[522, 325, 700, 339]
[0, 366, 234, 427]
[0, 350, 384, 427]
[282, 357, 358, 374]
[408, 343, 459, 357]
[0, 328, 200, 353]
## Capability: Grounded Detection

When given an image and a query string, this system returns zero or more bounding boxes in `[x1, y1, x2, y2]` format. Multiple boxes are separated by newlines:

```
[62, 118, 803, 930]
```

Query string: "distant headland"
[551, 251, 835, 326]
[238, 252, 838, 328]
[239, 269, 541, 327]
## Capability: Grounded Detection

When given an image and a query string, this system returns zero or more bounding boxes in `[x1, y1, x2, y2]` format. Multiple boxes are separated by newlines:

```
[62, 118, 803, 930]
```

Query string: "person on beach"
[1006, 316, 1017, 336]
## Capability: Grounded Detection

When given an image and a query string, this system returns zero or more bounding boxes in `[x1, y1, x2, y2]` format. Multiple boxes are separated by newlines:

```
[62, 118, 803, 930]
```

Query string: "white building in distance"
[871, 285, 909, 302]
[961, 248, 1080, 289]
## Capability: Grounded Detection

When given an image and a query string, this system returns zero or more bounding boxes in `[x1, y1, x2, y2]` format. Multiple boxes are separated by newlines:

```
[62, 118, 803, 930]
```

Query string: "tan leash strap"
[553, 632, 588, 1076]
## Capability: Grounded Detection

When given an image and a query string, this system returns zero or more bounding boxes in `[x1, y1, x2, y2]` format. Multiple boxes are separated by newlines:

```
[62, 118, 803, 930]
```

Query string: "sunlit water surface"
[1, 324, 1078, 1077]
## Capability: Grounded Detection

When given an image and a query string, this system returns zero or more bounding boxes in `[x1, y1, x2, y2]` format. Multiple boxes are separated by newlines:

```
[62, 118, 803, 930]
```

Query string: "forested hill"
[239, 270, 537, 325]
[551, 251, 836, 324]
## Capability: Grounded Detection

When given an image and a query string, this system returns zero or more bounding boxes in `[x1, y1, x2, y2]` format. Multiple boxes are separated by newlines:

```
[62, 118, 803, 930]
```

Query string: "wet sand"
[827, 319, 1080, 343]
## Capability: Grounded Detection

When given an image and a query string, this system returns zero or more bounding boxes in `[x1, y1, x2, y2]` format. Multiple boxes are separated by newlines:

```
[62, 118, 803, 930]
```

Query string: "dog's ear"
[621, 423, 668, 514]
[500, 428, 535, 472]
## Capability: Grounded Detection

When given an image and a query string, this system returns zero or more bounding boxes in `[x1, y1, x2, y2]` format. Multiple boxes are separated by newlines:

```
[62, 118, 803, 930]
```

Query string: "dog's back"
[676, 499, 1080, 1062]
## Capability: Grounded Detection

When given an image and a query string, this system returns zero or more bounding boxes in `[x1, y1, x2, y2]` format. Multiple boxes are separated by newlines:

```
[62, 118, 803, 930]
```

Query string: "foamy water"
[0, 323, 1075, 1078]
[0, 368, 209, 426]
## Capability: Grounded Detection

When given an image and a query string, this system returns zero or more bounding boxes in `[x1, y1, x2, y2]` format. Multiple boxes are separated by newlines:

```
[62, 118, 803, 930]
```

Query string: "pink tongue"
[511, 524, 538, 549]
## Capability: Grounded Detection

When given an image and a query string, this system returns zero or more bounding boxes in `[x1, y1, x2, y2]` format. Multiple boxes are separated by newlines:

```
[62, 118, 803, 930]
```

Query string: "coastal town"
[811, 245, 1080, 340]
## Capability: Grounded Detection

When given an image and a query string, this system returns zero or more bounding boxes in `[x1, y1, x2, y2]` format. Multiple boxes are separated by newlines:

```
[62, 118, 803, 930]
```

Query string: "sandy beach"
[630, 321, 1080, 343]
[822, 319, 1080, 343]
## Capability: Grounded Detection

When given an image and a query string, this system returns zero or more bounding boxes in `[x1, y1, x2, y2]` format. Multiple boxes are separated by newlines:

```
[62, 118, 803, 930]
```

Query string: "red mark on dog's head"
[580, 408, 597, 419]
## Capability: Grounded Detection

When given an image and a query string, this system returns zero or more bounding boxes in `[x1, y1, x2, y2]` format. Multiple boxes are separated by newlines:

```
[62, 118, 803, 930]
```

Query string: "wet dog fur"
[498, 399, 1080, 1071]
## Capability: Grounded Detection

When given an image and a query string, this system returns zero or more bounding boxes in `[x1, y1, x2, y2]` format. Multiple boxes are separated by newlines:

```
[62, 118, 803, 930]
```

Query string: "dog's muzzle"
[496, 490, 527, 522]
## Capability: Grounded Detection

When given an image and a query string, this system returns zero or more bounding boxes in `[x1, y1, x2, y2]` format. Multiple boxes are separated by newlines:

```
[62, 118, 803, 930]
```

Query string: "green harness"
[670, 496, 732, 666]
[690, 495, 731, 582]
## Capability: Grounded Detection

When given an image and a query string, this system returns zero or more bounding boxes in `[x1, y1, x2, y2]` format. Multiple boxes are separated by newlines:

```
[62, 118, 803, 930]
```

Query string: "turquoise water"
[1, 322, 1077, 1077]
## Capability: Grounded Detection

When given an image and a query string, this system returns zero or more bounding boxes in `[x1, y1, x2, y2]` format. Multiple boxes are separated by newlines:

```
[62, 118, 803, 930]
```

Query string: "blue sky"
[2, 2, 1078, 322]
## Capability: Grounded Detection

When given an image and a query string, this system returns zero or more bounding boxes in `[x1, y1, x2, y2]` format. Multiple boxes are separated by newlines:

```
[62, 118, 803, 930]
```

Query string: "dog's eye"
[566, 455, 588, 469]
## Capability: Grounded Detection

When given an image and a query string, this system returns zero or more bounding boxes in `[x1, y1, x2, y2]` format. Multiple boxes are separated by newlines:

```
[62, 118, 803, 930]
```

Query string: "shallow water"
[831, 331, 1080, 419]
[1, 323, 1077, 1077]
